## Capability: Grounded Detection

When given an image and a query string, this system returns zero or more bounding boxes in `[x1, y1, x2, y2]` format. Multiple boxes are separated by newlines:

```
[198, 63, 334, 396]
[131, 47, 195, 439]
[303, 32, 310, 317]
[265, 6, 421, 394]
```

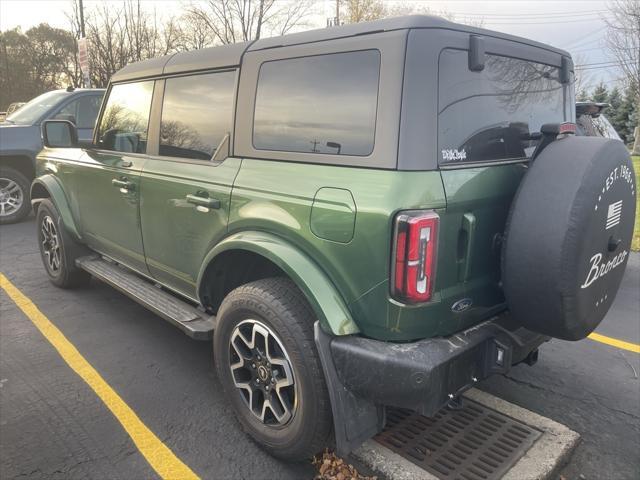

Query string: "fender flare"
[197, 231, 360, 336]
[30, 175, 82, 241]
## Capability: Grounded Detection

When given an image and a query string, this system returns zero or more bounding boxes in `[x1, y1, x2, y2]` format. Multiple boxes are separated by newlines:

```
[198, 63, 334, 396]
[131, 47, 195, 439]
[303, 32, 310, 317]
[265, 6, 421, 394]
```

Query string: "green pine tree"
[576, 89, 590, 101]
[606, 87, 623, 136]
[614, 87, 636, 144]
[591, 82, 608, 103]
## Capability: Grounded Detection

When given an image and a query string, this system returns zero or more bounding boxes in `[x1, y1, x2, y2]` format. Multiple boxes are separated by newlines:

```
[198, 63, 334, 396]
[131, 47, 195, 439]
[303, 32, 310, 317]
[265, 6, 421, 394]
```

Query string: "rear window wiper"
[529, 123, 576, 162]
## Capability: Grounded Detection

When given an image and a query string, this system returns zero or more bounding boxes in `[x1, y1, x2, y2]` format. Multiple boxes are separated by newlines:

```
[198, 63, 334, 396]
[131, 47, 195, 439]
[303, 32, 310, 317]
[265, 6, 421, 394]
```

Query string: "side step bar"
[76, 256, 215, 340]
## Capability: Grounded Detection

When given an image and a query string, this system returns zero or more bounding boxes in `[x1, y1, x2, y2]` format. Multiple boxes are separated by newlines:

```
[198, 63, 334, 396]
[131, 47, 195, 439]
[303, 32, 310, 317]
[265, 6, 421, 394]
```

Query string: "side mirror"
[42, 120, 78, 148]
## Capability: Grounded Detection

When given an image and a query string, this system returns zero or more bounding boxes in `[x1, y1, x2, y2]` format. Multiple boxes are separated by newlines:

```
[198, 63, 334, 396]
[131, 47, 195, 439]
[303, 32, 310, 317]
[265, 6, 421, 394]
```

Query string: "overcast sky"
[0, 0, 619, 90]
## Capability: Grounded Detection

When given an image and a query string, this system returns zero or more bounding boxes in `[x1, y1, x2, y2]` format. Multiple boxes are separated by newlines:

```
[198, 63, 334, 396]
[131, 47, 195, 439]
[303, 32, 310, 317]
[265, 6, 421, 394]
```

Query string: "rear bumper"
[333, 315, 545, 414]
[314, 313, 547, 454]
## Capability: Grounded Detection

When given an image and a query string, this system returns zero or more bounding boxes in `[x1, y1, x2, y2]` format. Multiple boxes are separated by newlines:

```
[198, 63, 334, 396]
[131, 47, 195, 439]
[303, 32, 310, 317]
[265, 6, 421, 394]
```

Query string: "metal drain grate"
[375, 400, 542, 480]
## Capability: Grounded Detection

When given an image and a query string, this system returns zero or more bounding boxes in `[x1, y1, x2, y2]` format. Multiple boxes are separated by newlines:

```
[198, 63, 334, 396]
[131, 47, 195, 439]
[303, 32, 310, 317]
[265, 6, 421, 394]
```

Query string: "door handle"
[112, 178, 134, 190]
[186, 194, 221, 209]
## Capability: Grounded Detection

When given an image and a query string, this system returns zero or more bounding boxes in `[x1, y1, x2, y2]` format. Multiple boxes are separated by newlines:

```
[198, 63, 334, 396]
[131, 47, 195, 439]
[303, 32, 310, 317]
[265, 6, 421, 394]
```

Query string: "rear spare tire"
[503, 136, 636, 340]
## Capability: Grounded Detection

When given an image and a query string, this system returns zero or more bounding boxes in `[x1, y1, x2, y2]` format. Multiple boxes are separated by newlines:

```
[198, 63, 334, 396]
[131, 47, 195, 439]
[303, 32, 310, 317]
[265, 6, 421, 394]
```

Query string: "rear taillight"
[391, 211, 439, 303]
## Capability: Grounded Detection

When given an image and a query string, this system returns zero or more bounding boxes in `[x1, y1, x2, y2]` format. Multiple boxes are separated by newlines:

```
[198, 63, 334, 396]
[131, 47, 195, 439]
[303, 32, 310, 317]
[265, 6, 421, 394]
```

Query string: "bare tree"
[341, 0, 386, 23]
[605, 0, 640, 97]
[573, 53, 595, 97]
[341, 0, 482, 27]
[182, 0, 316, 45]
[66, 0, 183, 87]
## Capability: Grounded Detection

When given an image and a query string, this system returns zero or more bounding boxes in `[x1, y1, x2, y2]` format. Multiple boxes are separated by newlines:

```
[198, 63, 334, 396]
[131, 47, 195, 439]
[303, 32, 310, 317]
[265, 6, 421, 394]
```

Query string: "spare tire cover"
[503, 136, 636, 340]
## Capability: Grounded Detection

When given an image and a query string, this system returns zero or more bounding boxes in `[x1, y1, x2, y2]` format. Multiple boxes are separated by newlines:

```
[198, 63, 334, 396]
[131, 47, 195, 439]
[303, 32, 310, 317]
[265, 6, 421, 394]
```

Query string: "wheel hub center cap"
[257, 365, 269, 381]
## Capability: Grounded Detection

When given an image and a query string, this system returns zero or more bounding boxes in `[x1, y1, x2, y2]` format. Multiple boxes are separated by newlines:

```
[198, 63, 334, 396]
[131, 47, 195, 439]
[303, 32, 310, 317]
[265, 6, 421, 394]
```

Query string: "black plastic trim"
[315, 313, 547, 454]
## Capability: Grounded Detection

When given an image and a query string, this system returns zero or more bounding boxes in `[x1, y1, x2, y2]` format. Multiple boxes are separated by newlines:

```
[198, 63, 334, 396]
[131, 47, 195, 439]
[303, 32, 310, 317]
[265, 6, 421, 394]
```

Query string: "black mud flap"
[314, 322, 384, 456]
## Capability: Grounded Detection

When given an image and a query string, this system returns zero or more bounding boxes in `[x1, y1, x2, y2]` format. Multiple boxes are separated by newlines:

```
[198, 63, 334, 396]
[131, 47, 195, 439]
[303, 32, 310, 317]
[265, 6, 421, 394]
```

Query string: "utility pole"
[79, 0, 86, 37]
[77, 0, 91, 88]
[327, 0, 340, 27]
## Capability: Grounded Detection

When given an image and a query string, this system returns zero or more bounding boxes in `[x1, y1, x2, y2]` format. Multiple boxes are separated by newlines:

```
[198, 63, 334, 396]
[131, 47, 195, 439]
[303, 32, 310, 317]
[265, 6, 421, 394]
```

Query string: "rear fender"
[197, 231, 360, 336]
[30, 175, 82, 241]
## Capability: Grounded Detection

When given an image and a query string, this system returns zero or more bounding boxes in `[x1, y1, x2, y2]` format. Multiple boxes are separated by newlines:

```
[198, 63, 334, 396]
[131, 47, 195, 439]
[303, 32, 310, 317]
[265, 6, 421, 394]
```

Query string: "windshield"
[5, 91, 69, 125]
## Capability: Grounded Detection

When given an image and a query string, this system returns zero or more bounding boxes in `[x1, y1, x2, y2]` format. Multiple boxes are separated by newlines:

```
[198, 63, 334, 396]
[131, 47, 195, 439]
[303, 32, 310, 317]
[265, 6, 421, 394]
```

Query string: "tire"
[36, 198, 91, 288]
[214, 277, 333, 461]
[0, 166, 31, 224]
[502, 136, 636, 340]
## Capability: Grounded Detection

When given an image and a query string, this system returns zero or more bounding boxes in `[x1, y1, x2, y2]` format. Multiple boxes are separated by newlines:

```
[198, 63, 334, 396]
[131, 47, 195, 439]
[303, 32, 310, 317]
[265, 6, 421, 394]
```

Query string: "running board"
[76, 256, 215, 340]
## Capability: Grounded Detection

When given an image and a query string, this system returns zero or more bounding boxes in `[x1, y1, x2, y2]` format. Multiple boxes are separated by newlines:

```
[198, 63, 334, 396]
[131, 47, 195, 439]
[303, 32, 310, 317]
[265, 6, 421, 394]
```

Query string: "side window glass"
[159, 71, 235, 160]
[97, 81, 154, 153]
[75, 95, 102, 129]
[55, 99, 79, 124]
[253, 50, 380, 157]
[56, 96, 102, 129]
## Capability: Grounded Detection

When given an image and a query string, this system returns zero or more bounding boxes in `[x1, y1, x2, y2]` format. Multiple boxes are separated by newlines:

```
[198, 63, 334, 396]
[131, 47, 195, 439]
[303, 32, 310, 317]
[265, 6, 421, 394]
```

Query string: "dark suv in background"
[576, 101, 622, 140]
[0, 87, 104, 224]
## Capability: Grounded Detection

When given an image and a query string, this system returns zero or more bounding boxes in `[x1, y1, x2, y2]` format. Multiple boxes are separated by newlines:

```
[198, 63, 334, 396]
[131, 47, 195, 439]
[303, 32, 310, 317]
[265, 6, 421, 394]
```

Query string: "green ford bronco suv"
[33, 16, 636, 461]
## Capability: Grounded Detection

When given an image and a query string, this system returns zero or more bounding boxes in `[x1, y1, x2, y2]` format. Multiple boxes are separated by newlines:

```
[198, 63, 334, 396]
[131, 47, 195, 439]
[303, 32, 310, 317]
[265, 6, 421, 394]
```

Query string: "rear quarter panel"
[229, 159, 446, 340]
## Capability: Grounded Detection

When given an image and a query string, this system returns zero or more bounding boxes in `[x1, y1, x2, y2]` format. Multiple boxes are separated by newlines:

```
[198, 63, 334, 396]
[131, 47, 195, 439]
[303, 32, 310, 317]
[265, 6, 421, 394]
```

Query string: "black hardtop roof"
[110, 15, 570, 83]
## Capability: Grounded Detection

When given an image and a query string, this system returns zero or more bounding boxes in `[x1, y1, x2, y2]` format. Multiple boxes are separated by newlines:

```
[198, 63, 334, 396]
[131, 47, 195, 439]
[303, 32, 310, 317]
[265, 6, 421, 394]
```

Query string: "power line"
[448, 10, 607, 19]
[478, 17, 610, 25]
[577, 60, 622, 67]
[562, 26, 608, 49]
[575, 63, 633, 71]
[567, 36, 607, 49]
[571, 45, 607, 53]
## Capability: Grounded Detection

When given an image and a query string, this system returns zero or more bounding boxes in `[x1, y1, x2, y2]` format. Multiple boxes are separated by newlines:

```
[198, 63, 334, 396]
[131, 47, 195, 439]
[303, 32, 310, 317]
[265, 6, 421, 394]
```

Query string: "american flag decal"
[606, 200, 623, 230]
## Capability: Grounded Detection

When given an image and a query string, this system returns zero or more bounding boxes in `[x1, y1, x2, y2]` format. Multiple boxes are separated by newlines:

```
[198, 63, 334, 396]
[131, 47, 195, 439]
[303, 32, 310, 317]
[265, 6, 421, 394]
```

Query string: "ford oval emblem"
[451, 298, 473, 313]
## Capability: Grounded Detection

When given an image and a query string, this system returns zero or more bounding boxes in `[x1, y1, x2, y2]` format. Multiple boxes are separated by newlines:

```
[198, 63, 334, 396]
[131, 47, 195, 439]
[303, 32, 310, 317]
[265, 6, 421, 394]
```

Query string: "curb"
[352, 389, 580, 480]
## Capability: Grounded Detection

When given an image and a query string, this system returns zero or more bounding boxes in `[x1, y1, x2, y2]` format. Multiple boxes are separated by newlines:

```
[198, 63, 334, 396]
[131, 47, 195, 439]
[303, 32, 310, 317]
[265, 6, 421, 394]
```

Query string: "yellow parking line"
[0, 273, 199, 480]
[588, 332, 640, 353]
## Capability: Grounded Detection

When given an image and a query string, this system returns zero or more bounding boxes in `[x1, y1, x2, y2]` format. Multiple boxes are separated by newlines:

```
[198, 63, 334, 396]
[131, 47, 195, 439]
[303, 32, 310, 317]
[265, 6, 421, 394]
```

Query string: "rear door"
[76, 80, 154, 273]
[436, 48, 570, 331]
[139, 70, 239, 298]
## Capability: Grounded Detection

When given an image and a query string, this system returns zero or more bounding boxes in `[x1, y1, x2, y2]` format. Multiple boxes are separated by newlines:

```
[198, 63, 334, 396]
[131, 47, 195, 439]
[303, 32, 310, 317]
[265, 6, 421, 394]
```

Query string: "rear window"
[577, 114, 621, 141]
[253, 50, 380, 157]
[438, 49, 565, 165]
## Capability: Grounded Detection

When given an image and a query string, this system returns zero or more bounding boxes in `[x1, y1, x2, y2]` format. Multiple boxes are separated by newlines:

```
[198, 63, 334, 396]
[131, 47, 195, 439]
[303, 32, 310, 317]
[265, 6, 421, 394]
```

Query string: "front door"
[76, 80, 155, 273]
[138, 70, 238, 298]
[53, 93, 103, 142]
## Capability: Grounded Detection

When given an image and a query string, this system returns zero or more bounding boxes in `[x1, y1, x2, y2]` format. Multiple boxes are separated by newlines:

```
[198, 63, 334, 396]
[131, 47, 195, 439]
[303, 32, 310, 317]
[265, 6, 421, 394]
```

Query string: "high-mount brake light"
[392, 211, 439, 303]
[558, 122, 577, 135]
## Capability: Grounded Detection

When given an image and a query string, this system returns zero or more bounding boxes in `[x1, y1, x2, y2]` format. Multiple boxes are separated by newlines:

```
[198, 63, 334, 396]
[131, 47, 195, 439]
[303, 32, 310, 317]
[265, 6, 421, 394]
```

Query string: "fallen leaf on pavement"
[312, 450, 377, 480]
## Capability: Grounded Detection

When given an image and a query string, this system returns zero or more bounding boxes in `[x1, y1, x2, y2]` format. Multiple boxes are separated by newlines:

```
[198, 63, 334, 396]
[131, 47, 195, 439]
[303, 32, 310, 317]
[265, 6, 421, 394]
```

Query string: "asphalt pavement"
[1, 217, 639, 479]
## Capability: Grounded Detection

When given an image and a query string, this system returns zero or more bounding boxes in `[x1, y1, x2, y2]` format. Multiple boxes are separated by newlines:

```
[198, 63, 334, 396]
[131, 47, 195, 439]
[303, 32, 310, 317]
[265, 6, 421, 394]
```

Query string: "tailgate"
[439, 164, 526, 332]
